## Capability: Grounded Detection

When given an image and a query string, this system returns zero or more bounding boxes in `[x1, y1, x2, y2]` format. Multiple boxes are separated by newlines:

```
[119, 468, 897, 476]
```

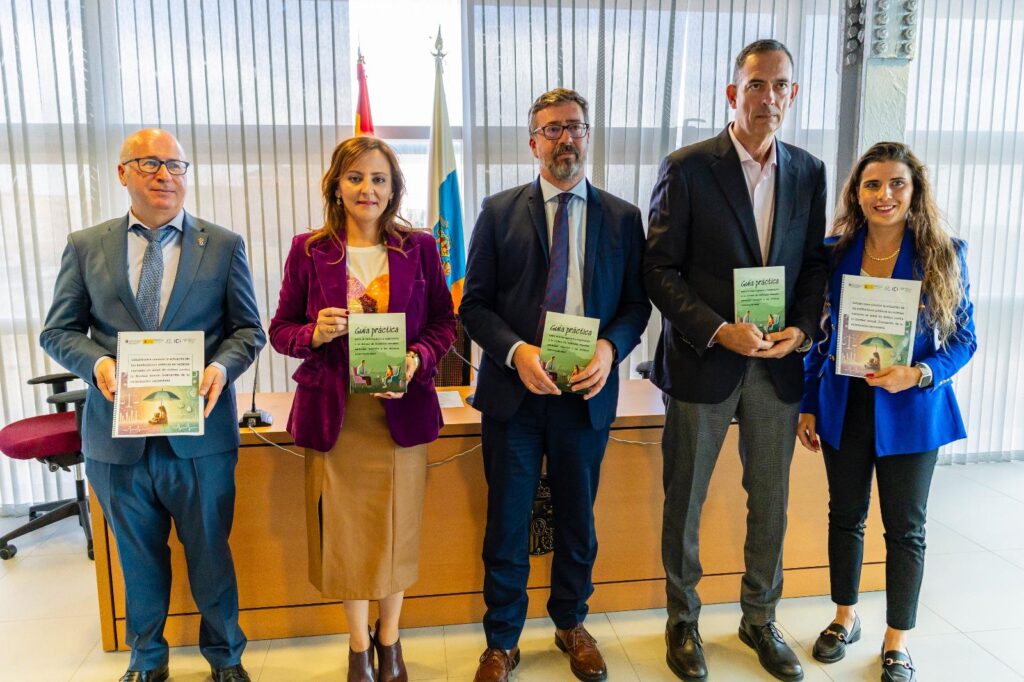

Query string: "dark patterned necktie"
[537, 192, 572, 341]
[132, 226, 174, 330]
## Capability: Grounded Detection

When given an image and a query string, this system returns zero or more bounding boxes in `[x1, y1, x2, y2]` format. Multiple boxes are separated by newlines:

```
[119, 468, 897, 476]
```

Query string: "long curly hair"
[306, 136, 412, 258]
[831, 141, 965, 344]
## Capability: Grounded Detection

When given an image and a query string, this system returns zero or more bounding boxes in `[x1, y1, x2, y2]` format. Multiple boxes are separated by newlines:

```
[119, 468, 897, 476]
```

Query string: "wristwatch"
[915, 362, 933, 388]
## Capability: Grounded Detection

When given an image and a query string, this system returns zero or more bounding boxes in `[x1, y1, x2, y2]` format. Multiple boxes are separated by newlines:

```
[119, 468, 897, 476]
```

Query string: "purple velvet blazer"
[269, 229, 457, 451]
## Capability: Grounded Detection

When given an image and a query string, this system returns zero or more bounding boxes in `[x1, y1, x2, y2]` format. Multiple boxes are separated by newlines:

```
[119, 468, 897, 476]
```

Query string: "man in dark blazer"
[461, 88, 651, 682]
[645, 41, 827, 681]
[41, 129, 265, 682]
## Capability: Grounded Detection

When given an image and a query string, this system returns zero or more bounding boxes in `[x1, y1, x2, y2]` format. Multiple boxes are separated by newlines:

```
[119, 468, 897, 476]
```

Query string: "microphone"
[239, 351, 273, 428]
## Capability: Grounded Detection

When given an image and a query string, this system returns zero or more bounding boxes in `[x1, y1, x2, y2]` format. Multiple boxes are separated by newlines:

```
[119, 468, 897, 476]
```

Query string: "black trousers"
[821, 378, 937, 630]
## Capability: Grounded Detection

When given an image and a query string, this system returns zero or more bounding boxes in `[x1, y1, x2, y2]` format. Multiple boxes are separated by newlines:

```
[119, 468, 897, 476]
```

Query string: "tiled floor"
[2, 462, 1023, 681]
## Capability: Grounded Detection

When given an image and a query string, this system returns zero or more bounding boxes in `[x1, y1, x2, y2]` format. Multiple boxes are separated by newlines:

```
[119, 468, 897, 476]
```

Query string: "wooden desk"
[90, 380, 884, 650]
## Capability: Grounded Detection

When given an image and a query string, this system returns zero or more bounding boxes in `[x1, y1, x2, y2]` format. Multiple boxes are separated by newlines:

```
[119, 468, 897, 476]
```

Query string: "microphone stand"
[239, 352, 273, 428]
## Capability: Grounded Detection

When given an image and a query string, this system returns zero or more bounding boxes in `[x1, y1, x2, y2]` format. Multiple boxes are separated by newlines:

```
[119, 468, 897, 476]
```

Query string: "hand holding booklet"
[539, 312, 600, 393]
[835, 275, 922, 378]
[733, 266, 786, 333]
[348, 312, 407, 394]
[112, 331, 205, 437]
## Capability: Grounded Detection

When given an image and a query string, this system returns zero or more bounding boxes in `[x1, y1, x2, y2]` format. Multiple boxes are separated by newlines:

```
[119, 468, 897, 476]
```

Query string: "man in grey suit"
[41, 129, 265, 682]
[644, 40, 828, 681]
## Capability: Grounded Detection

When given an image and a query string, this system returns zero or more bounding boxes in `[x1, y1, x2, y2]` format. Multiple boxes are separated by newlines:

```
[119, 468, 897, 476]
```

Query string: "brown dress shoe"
[473, 646, 520, 682]
[555, 624, 608, 681]
[373, 620, 408, 682]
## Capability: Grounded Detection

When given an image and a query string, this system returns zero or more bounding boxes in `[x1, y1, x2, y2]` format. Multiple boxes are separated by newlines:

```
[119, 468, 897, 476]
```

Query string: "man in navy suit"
[41, 129, 265, 682]
[461, 88, 651, 682]
[645, 40, 828, 681]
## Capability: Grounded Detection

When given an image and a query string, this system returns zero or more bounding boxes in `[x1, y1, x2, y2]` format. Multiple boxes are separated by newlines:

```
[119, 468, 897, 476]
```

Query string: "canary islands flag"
[427, 30, 466, 310]
[355, 49, 375, 137]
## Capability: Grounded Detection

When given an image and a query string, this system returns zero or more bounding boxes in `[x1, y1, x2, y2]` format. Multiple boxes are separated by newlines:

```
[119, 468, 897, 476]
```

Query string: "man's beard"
[546, 144, 584, 181]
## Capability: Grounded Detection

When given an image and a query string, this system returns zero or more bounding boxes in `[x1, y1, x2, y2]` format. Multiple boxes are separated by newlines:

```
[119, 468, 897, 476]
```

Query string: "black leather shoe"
[665, 621, 707, 681]
[119, 664, 169, 682]
[738, 618, 804, 681]
[812, 614, 861, 663]
[210, 664, 251, 682]
[881, 649, 916, 682]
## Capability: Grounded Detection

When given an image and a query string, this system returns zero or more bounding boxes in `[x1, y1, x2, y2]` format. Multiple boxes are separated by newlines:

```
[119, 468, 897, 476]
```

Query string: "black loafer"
[665, 621, 707, 680]
[881, 649, 916, 682]
[119, 664, 169, 682]
[812, 614, 861, 663]
[211, 663, 251, 682]
[738, 618, 804, 681]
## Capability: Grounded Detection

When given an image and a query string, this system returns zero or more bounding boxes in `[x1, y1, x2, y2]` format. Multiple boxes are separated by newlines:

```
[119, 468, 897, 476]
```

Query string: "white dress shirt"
[710, 127, 780, 348]
[728, 123, 777, 266]
[506, 176, 589, 368]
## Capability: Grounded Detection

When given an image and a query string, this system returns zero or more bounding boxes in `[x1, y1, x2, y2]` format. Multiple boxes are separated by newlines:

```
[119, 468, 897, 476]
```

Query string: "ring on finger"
[327, 325, 335, 334]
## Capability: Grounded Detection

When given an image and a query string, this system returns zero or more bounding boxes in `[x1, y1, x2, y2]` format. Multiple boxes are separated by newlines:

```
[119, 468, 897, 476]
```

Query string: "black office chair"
[0, 372, 92, 560]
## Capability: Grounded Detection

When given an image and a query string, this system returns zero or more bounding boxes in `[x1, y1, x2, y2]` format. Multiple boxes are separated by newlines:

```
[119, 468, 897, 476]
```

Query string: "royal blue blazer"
[801, 229, 977, 456]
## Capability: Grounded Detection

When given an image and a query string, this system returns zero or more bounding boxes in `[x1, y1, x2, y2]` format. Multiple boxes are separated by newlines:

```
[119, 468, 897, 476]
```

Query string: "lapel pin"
[197, 235, 207, 247]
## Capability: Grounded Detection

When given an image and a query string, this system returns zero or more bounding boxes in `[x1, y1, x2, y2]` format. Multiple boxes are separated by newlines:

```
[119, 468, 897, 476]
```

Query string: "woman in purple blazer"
[269, 136, 456, 682]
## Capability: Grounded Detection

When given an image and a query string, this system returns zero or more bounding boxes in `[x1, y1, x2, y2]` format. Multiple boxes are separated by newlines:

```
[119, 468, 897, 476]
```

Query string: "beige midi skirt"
[304, 393, 427, 600]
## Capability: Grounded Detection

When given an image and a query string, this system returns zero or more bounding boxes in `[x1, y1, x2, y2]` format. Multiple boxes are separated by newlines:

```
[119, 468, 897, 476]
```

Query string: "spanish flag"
[354, 49, 375, 137]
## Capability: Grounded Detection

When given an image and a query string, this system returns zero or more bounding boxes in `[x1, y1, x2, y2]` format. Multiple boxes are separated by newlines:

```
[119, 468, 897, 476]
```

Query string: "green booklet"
[348, 312, 407, 394]
[734, 266, 786, 334]
[539, 312, 600, 393]
[836, 275, 922, 378]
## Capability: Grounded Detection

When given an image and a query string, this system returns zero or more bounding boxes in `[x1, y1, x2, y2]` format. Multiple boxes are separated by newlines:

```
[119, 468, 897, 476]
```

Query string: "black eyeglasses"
[531, 122, 590, 140]
[122, 157, 191, 176]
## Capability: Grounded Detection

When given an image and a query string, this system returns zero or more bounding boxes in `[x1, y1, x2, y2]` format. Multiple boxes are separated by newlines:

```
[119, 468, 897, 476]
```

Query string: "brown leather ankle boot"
[373, 619, 408, 682]
[348, 628, 376, 682]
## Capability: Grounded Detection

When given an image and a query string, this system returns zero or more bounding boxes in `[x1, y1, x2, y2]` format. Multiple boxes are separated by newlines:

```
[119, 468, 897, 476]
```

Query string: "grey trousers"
[662, 359, 799, 626]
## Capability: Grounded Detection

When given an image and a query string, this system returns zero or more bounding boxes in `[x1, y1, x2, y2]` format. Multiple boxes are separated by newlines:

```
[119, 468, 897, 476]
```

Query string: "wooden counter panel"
[93, 382, 885, 650]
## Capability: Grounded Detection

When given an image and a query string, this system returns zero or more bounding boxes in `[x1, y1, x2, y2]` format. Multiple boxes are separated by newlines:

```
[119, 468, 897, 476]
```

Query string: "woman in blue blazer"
[798, 142, 976, 682]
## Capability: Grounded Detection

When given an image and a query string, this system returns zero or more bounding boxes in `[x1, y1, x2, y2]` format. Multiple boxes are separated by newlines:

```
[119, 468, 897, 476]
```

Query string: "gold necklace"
[864, 245, 901, 262]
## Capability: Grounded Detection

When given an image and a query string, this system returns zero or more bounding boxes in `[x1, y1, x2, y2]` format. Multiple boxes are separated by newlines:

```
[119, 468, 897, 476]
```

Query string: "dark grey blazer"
[644, 127, 828, 404]
[40, 212, 266, 464]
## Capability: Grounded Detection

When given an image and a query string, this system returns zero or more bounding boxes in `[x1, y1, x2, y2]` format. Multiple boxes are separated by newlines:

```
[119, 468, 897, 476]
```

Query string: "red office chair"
[0, 372, 92, 560]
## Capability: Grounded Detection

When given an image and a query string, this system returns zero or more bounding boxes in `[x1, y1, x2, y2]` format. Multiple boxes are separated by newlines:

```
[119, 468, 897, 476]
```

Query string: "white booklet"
[112, 331, 205, 437]
[835, 275, 922, 378]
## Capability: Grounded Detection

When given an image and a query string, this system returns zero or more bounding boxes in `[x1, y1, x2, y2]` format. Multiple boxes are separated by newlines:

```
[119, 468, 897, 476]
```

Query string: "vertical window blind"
[463, 0, 843, 373]
[906, 0, 1024, 464]
[0, 0, 353, 513]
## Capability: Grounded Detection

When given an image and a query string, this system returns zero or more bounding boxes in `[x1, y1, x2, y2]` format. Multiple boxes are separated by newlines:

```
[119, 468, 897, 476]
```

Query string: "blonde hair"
[831, 141, 966, 344]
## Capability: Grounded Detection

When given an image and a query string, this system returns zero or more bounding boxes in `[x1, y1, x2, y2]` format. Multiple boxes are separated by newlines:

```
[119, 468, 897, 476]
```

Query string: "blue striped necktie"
[132, 225, 175, 330]
[537, 192, 572, 342]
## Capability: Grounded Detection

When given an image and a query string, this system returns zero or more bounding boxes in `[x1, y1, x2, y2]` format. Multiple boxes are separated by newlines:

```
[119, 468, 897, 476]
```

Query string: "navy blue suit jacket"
[801, 231, 977, 455]
[644, 128, 828, 404]
[40, 213, 266, 464]
[460, 178, 651, 430]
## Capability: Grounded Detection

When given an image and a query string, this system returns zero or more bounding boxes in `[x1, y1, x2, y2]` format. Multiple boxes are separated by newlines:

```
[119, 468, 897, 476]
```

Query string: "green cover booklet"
[539, 312, 600, 393]
[733, 266, 786, 334]
[348, 312, 407, 394]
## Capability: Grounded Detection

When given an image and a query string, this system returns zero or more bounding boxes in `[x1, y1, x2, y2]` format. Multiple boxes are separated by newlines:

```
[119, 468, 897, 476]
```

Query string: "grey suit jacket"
[40, 212, 266, 464]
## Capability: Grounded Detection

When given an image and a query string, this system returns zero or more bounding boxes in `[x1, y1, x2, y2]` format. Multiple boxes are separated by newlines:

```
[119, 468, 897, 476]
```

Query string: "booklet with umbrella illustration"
[112, 331, 205, 437]
[835, 275, 922, 378]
